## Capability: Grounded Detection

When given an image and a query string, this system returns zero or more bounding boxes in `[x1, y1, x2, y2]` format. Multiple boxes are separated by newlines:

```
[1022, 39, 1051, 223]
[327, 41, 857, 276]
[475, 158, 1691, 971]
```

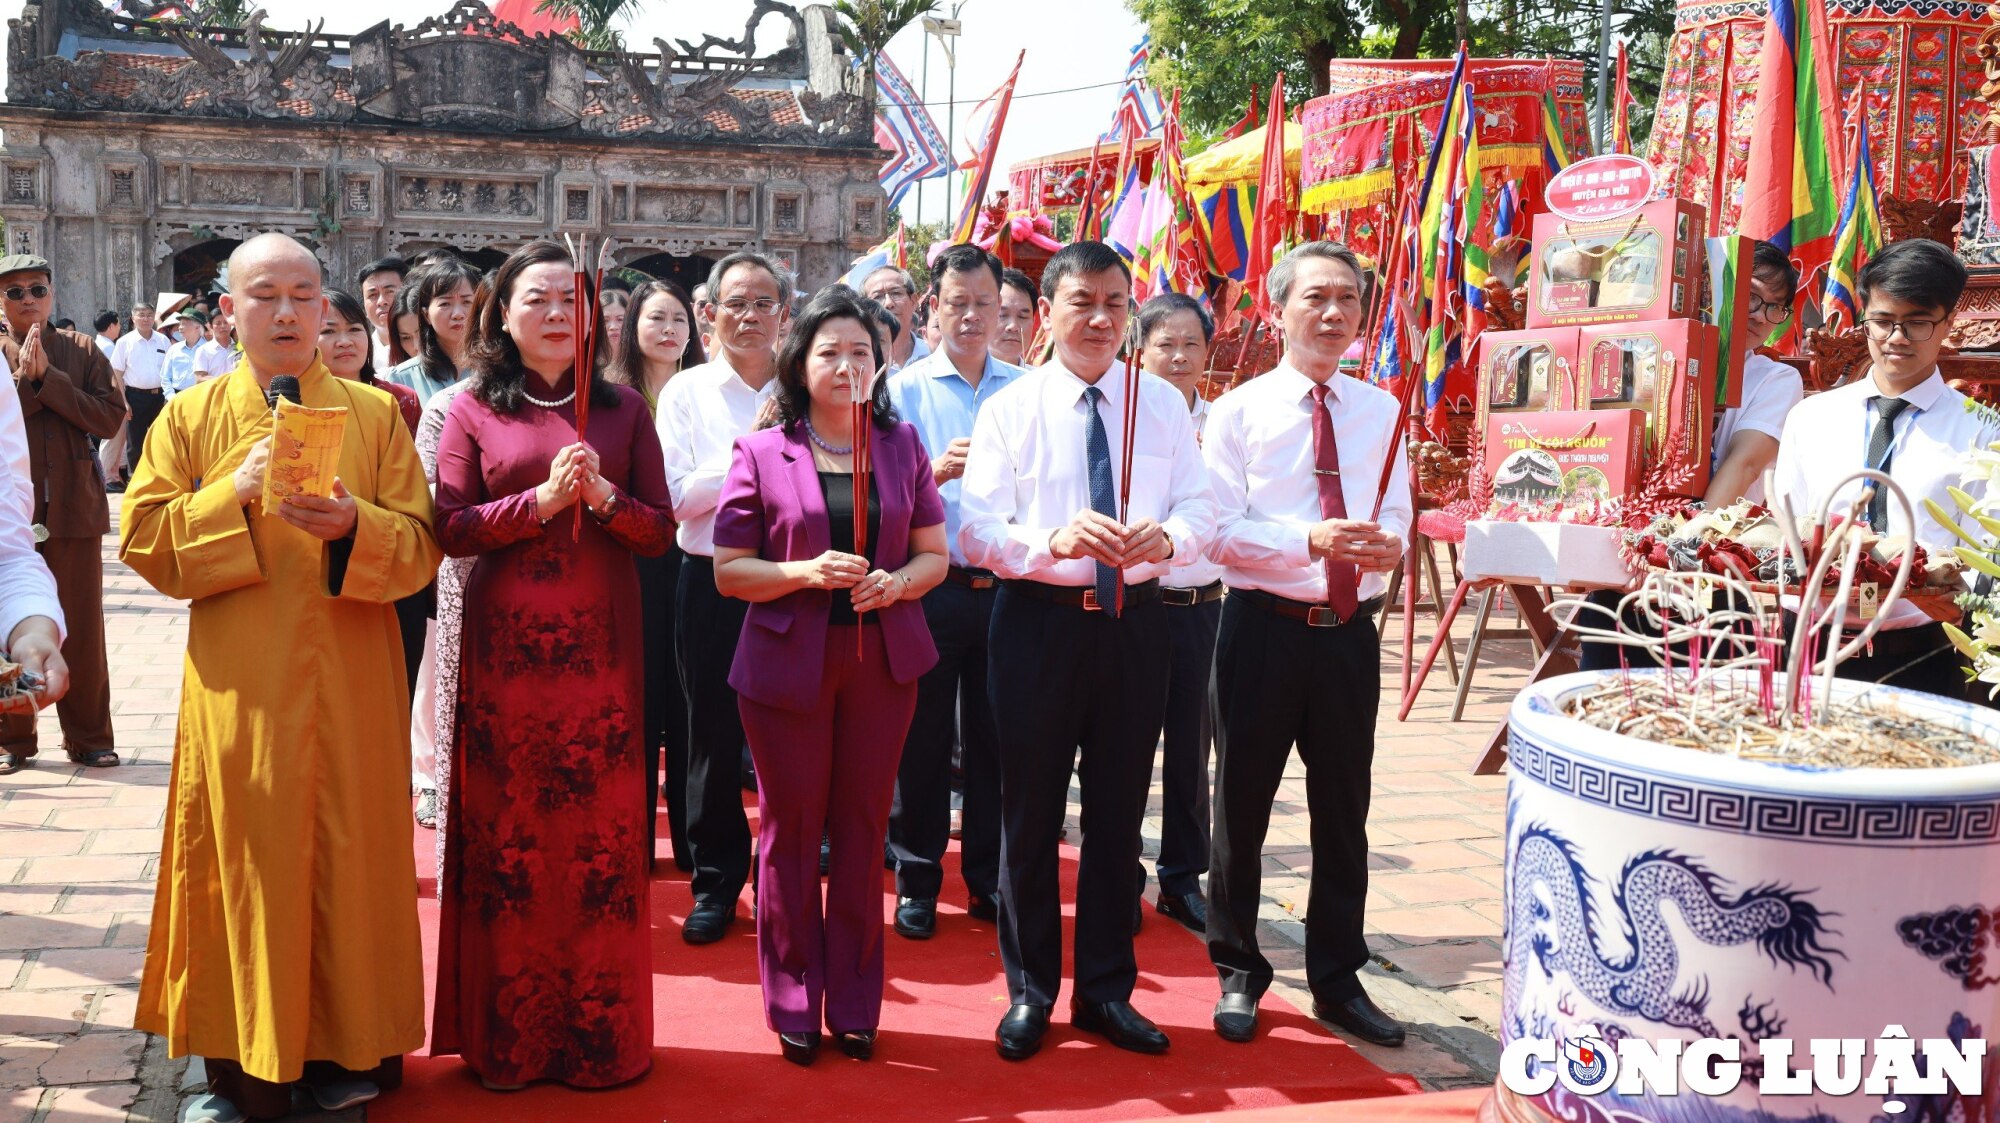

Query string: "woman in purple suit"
[713, 288, 948, 1067]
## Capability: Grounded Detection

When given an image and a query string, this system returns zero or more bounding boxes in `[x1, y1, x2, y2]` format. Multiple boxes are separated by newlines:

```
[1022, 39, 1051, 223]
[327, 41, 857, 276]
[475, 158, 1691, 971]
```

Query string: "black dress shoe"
[995, 1004, 1049, 1061]
[893, 897, 937, 940]
[1313, 992, 1406, 1047]
[965, 894, 998, 922]
[1212, 993, 1258, 1043]
[779, 1031, 821, 1066]
[833, 1029, 876, 1060]
[1070, 999, 1169, 1054]
[1155, 889, 1208, 933]
[682, 901, 735, 945]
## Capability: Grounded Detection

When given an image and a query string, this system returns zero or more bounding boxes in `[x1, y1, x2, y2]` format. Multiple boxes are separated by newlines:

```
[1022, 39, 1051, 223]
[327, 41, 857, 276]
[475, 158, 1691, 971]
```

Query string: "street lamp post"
[924, 4, 966, 227]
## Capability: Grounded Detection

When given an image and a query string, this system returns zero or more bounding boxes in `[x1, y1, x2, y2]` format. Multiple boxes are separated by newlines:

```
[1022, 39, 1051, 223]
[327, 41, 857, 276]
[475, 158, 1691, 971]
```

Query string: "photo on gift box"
[1492, 447, 1563, 506]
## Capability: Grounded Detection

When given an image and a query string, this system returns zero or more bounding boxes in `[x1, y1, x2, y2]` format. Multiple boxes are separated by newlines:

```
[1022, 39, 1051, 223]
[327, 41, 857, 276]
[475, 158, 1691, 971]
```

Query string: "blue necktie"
[1083, 385, 1120, 617]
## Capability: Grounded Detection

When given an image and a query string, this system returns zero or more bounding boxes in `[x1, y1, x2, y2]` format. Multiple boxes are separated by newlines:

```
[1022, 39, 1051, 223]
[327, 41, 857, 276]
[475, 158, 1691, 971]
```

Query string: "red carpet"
[373, 799, 1421, 1123]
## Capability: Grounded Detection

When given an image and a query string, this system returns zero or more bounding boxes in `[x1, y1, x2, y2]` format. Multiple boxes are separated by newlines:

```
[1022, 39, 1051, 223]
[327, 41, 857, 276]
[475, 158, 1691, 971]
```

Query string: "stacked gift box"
[1472, 197, 1752, 514]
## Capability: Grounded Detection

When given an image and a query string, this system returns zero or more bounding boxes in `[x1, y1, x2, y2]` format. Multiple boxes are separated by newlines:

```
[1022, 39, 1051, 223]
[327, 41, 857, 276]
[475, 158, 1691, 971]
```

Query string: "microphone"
[266, 375, 301, 410]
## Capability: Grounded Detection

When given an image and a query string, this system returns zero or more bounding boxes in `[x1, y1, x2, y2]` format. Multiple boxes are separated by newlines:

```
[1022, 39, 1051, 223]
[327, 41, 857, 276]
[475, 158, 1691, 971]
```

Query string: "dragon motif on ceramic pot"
[1506, 823, 1843, 1040]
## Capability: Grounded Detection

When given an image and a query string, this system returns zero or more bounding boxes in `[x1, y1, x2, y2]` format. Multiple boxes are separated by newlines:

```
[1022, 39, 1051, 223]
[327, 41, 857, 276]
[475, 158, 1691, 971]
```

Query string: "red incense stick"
[853, 370, 872, 657]
[1116, 348, 1140, 615]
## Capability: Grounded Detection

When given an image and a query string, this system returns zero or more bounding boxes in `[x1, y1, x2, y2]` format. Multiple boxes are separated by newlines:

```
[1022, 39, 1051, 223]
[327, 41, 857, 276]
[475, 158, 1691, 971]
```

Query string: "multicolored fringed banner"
[1647, 0, 1990, 234]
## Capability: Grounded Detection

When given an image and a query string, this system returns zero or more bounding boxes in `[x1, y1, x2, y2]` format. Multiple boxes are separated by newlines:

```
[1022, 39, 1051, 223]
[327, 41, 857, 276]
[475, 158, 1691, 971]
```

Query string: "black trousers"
[676, 554, 752, 907]
[124, 387, 163, 475]
[1146, 595, 1220, 897]
[1209, 594, 1380, 1004]
[989, 586, 1169, 1007]
[392, 584, 432, 709]
[1781, 615, 1968, 701]
[889, 580, 1001, 901]
[642, 547, 690, 870]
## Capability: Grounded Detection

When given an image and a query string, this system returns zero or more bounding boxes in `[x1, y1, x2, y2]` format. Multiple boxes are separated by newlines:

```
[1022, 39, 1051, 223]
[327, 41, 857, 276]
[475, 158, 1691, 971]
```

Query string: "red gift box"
[1484, 408, 1647, 514]
[1528, 198, 1707, 329]
[1576, 320, 1719, 497]
[1472, 327, 1580, 447]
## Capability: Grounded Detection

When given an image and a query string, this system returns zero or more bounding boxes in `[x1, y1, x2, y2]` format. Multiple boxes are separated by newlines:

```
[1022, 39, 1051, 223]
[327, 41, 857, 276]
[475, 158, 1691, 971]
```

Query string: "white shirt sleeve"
[0, 359, 61, 644]
[1155, 390, 1217, 567]
[1730, 360, 1805, 444]
[655, 377, 718, 522]
[1201, 395, 1315, 570]
[1771, 399, 1812, 523]
[957, 393, 1057, 577]
[109, 334, 129, 375]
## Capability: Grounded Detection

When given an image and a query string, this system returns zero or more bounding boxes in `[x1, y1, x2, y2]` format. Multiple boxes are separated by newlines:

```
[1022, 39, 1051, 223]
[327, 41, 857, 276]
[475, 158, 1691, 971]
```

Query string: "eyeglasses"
[3, 284, 49, 301]
[718, 298, 781, 316]
[1862, 317, 1944, 342]
[1748, 298, 1792, 324]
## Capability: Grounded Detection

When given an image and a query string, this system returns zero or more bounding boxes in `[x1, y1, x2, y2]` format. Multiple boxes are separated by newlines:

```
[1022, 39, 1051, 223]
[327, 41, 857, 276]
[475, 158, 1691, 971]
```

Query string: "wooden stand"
[1469, 584, 1578, 775]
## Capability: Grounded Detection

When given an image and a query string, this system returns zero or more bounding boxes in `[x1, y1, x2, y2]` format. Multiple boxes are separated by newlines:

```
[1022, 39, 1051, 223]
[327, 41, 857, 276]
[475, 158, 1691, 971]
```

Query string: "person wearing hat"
[161, 309, 208, 402]
[0, 252, 126, 774]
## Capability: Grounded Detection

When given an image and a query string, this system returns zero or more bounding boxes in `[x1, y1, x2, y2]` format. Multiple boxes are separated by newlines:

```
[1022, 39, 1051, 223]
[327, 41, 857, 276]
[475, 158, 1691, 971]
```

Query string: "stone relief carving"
[5, 165, 35, 204]
[151, 219, 328, 264]
[633, 186, 724, 225]
[191, 167, 294, 208]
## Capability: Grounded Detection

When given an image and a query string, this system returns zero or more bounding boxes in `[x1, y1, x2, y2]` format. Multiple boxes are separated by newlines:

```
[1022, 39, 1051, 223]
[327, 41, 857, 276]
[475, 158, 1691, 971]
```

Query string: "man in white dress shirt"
[884, 244, 1019, 940]
[1132, 291, 1222, 934]
[1707, 242, 1807, 507]
[1201, 242, 1411, 1048]
[109, 301, 169, 476]
[357, 256, 408, 373]
[1772, 238, 2000, 698]
[960, 241, 1217, 1060]
[655, 250, 789, 945]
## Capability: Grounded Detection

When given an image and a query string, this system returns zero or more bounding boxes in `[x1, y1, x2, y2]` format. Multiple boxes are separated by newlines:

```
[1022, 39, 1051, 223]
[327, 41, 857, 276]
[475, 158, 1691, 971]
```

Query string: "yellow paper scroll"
[261, 399, 348, 515]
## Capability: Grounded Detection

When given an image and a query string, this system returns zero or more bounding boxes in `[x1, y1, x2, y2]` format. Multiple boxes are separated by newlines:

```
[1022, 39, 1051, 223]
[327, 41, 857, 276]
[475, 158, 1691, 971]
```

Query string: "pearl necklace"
[523, 386, 576, 409]
[803, 419, 853, 456]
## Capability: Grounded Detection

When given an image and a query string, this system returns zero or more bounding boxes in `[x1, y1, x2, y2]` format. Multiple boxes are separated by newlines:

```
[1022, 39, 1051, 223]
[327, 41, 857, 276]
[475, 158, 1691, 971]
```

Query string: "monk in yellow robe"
[121, 234, 442, 1123]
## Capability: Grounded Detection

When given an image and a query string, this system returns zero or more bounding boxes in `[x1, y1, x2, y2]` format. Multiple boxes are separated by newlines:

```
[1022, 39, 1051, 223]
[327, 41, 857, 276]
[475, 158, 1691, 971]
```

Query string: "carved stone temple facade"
[0, 0, 888, 317]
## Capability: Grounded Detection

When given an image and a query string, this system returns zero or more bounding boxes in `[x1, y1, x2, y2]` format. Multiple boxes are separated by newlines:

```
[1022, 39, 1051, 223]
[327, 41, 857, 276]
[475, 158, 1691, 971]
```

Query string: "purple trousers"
[739, 623, 916, 1034]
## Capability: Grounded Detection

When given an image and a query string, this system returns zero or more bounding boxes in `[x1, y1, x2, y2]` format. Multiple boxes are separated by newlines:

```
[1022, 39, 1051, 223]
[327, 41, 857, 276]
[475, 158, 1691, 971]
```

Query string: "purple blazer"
[714, 418, 945, 712]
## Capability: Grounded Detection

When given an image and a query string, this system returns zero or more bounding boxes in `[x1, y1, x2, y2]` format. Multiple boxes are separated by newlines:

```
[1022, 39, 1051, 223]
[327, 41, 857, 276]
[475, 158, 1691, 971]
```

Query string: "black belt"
[1230, 586, 1384, 628]
[945, 566, 1000, 590]
[127, 386, 163, 395]
[1002, 578, 1161, 611]
[1161, 581, 1224, 607]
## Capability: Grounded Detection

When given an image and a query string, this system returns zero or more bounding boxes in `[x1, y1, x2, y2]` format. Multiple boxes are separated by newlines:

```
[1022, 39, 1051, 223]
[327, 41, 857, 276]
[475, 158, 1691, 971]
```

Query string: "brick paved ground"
[1, 522, 1525, 1120]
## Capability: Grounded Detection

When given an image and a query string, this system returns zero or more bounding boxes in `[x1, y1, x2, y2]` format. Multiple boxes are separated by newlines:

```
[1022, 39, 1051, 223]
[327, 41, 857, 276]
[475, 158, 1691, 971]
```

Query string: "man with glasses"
[0, 254, 126, 775]
[1706, 242, 1806, 507]
[657, 251, 791, 945]
[884, 244, 1018, 941]
[1773, 238, 2000, 697]
[863, 266, 929, 369]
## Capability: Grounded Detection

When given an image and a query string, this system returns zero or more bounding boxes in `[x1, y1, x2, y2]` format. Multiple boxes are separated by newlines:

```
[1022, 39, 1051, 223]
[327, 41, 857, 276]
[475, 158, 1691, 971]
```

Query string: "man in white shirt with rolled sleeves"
[960, 241, 1216, 1062]
[1706, 241, 1807, 507]
[654, 250, 788, 947]
[1772, 237, 2000, 699]
[1201, 241, 1412, 1049]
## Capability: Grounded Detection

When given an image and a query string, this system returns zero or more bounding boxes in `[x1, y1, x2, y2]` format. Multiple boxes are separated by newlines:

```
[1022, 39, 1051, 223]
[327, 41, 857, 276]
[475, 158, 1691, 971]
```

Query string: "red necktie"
[1310, 384, 1359, 620]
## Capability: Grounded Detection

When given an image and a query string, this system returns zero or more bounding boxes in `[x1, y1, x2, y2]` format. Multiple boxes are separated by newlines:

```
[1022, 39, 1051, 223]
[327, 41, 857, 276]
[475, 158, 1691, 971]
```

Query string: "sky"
[0, 0, 1149, 229]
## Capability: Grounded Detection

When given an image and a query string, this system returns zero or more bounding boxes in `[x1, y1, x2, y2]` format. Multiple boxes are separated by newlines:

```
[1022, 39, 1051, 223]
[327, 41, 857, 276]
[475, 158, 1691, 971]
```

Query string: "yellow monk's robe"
[121, 358, 442, 1083]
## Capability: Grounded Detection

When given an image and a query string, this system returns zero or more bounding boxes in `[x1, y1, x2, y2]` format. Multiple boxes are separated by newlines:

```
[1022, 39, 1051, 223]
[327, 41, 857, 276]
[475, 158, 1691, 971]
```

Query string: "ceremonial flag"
[1075, 139, 1109, 242]
[490, 0, 579, 37]
[1106, 173, 1153, 263]
[843, 224, 907, 289]
[1540, 86, 1570, 175]
[1418, 50, 1473, 431]
[1822, 104, 1883, 332]
[1611, 41, 1636, 156]
[1159, 91, 1212, 299]
[872, 51, 949, 209]
[1739, 0, 1845, 304]
[952, 51, 1024, 245]
[1101, 36, 1167, 142]
[1461, 90, 1490, 355]
[1221, 86, 1261, 142]
[1492, 178, 1526, 290]
[1245, 74, 1290, 325]
[1132, 182, 1178, 301]
[1195, 184, 1253, 281]
[1369, 190, 1422, 386]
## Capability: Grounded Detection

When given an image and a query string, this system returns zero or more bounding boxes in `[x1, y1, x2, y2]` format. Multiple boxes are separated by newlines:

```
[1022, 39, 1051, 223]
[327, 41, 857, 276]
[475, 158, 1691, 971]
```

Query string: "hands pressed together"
[535, 443, 615, 521]
[1308, 518, 1403, 574]
[1049, 511, 1174, 569]
[795, 550, 910, 613]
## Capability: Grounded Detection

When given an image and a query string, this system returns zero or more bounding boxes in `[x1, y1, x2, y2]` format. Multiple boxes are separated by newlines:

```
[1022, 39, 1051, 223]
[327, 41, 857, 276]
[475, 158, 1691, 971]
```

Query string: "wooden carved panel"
[190, 167, 296, 209]
[633, 186, 724, 226]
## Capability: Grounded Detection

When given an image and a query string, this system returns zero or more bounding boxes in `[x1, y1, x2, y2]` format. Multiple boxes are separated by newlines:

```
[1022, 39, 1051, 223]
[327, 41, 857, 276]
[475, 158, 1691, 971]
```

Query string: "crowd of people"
[0, 219, 1990, 1123]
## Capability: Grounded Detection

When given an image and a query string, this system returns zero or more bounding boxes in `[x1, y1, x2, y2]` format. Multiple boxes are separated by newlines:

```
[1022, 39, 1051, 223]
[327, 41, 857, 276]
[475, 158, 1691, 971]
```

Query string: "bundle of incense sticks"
[562, 234, 603, 541]
[852, 366, 873, 657]
[1116, 348, 1140, 615]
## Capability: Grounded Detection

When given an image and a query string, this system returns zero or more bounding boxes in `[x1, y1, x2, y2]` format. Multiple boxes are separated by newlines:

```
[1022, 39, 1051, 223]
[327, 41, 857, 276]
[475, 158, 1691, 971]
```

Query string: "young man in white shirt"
[108, 301, 168, 476]
[960, 241, 1216, 1060]
[193, 311, 239, 381]
[357, 256, 407, 373]
[1772, 237, 2000, 698]
[91, 310, 120, 358]
[1133, 291, 1222, 935]
[1201, 242, 1412, 1049]
[1707, 241, 1807, 507]
[655, 251, 790, 946]
[884, 244, 1019, 941]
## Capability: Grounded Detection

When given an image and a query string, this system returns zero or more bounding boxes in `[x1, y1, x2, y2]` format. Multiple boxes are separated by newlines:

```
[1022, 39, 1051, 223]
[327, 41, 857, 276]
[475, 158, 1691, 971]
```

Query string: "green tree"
[834, 0, 939, 75]
[537, 0, 644, 51]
